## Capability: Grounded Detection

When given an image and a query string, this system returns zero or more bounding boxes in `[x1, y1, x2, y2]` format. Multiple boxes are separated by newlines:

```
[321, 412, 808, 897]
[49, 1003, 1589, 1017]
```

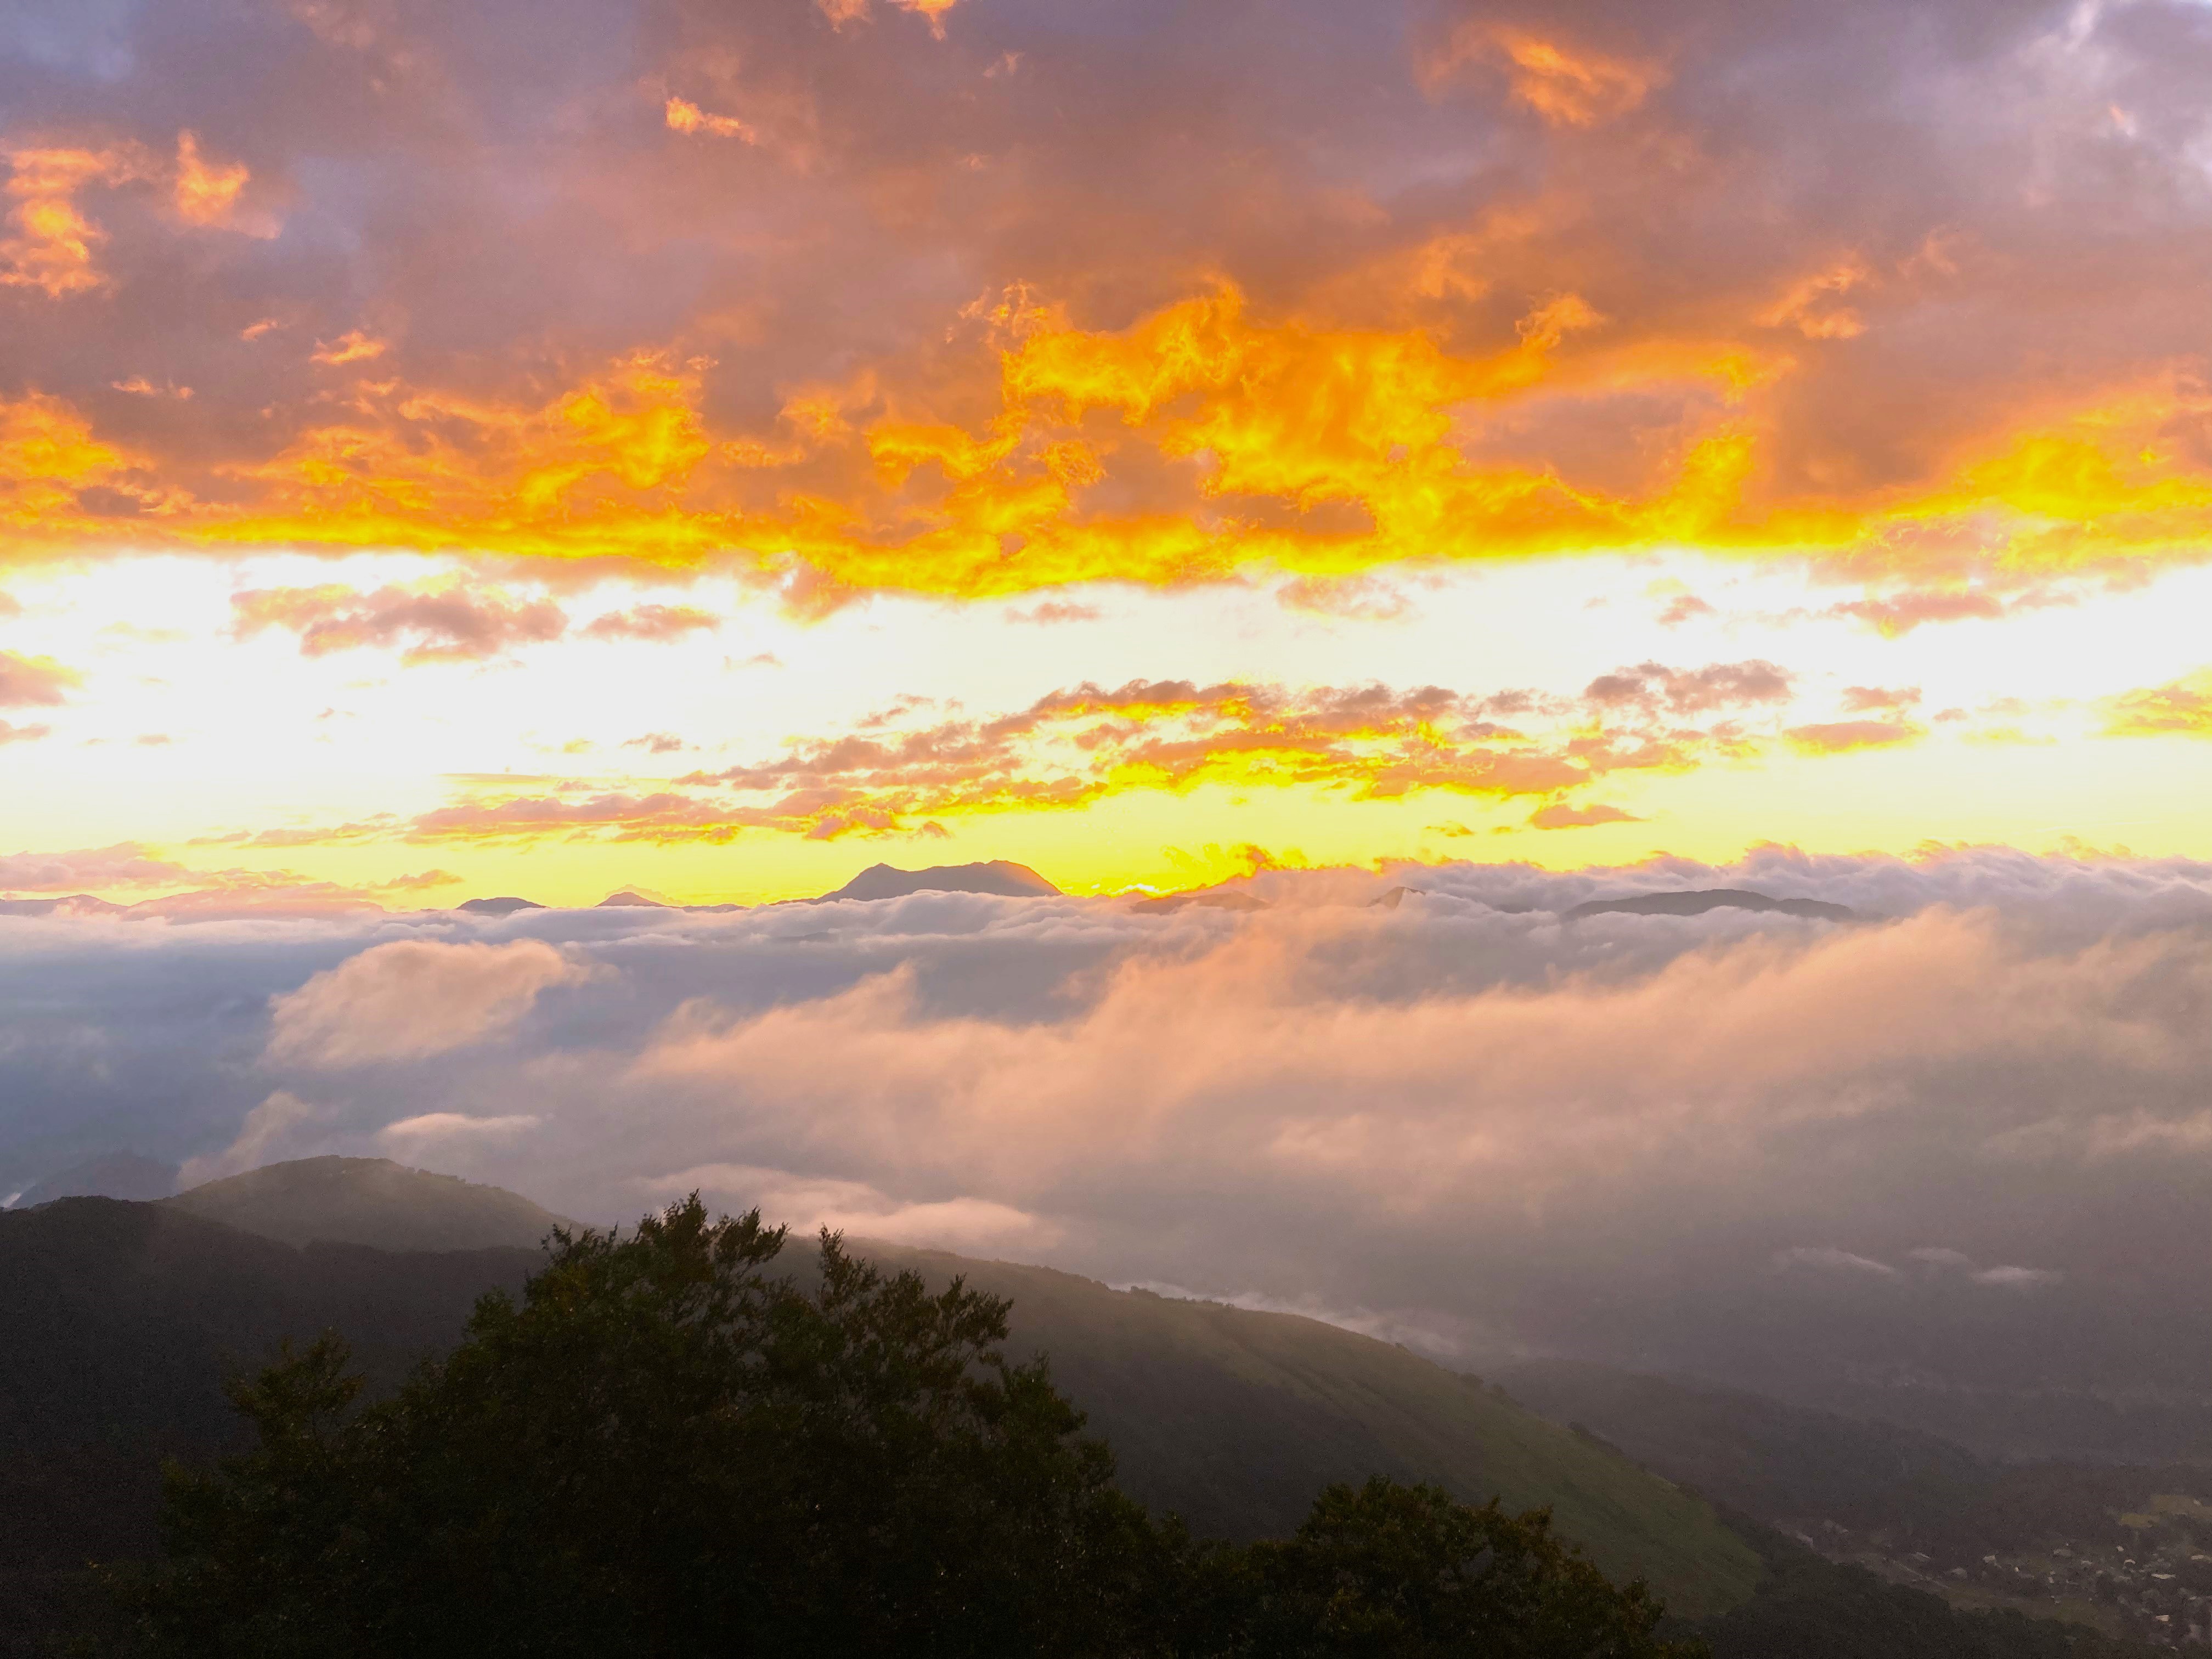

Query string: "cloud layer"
[6, 844, 2212, 1452]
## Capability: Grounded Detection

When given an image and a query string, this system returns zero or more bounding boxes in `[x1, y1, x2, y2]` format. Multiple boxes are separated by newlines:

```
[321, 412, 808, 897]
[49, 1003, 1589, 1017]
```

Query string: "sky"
[6, 0, 2212, 906]
[7, 0, 2212, 1440]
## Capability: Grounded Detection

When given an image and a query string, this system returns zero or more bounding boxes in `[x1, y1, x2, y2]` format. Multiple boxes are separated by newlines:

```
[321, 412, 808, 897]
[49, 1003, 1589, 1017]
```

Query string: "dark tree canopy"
[121, 1197, 1702, 1659]
[1233, 1478, 1692, 1659]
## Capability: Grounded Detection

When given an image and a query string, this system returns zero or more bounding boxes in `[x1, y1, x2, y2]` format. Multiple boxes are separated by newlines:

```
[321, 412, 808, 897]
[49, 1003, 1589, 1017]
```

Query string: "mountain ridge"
[162, 1155, 578, 1251]
[810, 860, 1062, 903]
[1566, 888, 1858, 922]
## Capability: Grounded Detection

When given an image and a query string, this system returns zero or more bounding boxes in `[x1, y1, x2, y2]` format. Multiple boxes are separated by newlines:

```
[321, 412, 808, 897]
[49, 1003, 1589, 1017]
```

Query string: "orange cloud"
[1840, 685, 1920, 713]
[1759, 258, 1871, 341]
[311, 329, 388, 365]
[0, 649, 81, 707]
[813, 0, 958, 36]
[1421, 25, 1663, 126]
[204, 658, 1813, 852]
[230, 583, 568, 663]
[890, 0, 960, 39]
[171, 131, 250, 226]
[0, 392, 134, 537]
[1783, 719, 1921, 755]
[2, 131, 265, 296]
[1824, 586, 2069, 636]
[0, 143, 143, 296]
[664, 97, 757, 143]
[2103, 673, 2212, 738]
[0, 842, 201, 891]
[1529, 801, 1641, 830]
[5, 280, 2208, 596]
[8, 1, 2212, 607]
[579, 603, 720, 641]
[112, 376, 193, 399]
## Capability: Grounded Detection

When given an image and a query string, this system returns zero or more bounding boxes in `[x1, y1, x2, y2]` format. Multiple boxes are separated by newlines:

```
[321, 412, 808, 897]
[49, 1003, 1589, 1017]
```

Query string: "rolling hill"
[161, 1155, 578, 1251]
[1498, 1357, 1990, 1530]
[851, 1244, 1759, 1616]
[1499, 1358, 2212, 1567]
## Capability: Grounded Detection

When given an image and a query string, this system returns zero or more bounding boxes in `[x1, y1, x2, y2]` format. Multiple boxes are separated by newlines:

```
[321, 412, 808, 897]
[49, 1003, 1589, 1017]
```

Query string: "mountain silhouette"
[15, 1151, 178, 1207]
[812, 861, 1061, 902]
[1131, 890, 1272, 913]
[0, 894, 129, 918]
[1566, 888, 1856, 922]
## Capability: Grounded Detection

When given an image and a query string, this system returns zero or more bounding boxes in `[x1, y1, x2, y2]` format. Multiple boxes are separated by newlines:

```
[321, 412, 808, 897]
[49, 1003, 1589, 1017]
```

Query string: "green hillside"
[1497, 1356, 1991, 1530]
[853, 1244, 1763, 1619]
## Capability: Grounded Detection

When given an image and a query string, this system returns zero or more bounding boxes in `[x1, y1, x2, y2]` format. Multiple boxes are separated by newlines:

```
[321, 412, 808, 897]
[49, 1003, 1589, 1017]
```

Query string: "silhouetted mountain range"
[1130, 890, 1273, 913]
[0, 894, 130, 918]
[810, 861, 1062, 902]
[456, 895, 545, 915]
[1566, 888, 1858, 922]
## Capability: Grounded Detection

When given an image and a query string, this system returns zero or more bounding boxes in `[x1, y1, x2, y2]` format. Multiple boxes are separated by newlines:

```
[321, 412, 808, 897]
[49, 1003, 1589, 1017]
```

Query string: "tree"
[132, 1198, 1161, 1658]
[1213, 1477, 1705, 1659]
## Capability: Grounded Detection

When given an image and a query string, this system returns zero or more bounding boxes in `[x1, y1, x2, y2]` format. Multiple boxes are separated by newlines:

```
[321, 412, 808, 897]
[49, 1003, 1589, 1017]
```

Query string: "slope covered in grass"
[862, 1245, 1763, 1619]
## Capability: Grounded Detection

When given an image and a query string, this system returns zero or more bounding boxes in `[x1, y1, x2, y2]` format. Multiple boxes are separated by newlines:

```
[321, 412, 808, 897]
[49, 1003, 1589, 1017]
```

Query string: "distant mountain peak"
[15, 1150, 179, 1207]
[1130, 889, 1272, 914]
[0, 893, 130, 918]
[812, 861, 1060, 904]
[596, 890, 670, 907]
[1566, 888, 1856, 922]
[458, 896, 546, 915]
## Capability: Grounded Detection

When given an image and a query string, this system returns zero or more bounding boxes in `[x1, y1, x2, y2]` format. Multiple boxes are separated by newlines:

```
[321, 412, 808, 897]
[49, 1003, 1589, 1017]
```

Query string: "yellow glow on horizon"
[20, 723, 2212, 912]
[11, 546, 2212, 915]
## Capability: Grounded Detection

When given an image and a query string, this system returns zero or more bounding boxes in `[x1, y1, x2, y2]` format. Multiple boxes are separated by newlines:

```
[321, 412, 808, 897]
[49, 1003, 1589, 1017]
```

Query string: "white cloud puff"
[380, 1111, 543, 1144]
[178, 1088, 325, 1187]
[638, 1162, 1059, 1251]
[266, 939, 593, 1066]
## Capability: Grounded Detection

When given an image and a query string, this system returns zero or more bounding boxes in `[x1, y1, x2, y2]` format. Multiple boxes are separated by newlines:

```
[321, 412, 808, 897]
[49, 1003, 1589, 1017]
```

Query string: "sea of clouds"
[7, 844, 2211, 1454]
